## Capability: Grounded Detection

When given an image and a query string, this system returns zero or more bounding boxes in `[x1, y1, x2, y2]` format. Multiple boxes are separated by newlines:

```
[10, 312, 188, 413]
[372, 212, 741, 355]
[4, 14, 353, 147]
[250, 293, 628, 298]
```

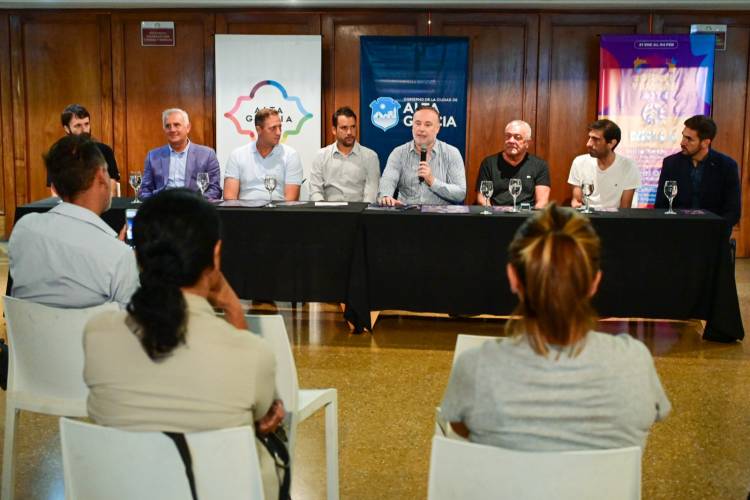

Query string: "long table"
[13, 198, 744, 342]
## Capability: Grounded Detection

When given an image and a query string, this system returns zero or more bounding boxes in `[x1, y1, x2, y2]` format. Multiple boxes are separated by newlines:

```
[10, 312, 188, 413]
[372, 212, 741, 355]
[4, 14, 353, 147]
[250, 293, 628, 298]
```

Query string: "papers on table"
[219, 200, 311, 208]
[421, 205, 471, 214]
[315, 201, 349, 207]
[219, 199, 268, 208]
[366, 204, 420, 211]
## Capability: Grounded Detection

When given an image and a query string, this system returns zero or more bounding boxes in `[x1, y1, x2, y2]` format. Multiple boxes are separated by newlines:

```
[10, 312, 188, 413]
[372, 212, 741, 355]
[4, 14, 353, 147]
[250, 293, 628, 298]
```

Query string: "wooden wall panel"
[432, 12, 538, 204]
[0, 13, 11, 228]
[0, 7, 748, 252]
[321, 12, 428, 147]
[9, 12, 111, 205]
[537, 13, 650, 205]
[216, 11, 321, 34]
[654, 13, 750, 256]
[112, 12, 214, 196]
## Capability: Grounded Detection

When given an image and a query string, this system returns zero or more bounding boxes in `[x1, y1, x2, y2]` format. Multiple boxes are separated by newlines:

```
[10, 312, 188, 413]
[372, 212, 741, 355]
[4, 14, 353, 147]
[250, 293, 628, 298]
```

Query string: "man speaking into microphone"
[378, 105, 466, 206]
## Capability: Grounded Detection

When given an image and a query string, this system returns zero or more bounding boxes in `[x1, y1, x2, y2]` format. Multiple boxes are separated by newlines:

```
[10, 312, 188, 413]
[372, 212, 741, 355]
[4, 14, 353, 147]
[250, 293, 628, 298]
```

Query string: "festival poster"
[599, 34, 715, 207]
[215, 35, 322, 199]
[360, 36, 469, 168]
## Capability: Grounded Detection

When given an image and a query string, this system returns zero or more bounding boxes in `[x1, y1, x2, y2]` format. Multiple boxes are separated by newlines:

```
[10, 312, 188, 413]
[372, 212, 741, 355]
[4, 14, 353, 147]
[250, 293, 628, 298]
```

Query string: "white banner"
[215, 35, 322, 199]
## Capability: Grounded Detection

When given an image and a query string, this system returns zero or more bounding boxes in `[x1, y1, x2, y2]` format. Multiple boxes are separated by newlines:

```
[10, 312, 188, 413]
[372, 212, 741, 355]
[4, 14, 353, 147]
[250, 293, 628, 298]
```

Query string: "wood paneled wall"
[1, 8, 748, 256]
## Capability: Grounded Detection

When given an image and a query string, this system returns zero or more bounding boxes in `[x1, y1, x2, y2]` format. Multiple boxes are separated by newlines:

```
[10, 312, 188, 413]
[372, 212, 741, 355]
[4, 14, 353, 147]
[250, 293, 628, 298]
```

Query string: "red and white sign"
[141, 22, 175, 47]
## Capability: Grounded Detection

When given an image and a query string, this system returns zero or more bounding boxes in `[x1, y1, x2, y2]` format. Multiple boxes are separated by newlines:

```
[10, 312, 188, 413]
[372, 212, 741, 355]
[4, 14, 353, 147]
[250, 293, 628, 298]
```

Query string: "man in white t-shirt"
[223, 108, 303, 202]
[568, 119, 640, 209]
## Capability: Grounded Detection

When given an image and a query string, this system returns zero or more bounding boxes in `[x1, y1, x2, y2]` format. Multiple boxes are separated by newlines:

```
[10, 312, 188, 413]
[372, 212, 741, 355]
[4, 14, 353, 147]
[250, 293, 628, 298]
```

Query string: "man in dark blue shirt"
[655, 115, 741, 236]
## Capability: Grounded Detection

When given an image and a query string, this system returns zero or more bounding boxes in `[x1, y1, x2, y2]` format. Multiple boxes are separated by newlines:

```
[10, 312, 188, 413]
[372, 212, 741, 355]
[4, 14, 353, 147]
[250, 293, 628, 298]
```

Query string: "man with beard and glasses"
[655, 115, 741, 236]
[309, 106, 380, 203]
[568, 119, 640, 209]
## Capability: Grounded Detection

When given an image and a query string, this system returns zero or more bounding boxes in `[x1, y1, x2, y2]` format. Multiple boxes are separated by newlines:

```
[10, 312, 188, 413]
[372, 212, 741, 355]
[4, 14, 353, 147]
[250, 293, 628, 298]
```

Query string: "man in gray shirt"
[9, 135, 139, 308]
[378, 106, 466, 206]
[309, 106, 380, 203]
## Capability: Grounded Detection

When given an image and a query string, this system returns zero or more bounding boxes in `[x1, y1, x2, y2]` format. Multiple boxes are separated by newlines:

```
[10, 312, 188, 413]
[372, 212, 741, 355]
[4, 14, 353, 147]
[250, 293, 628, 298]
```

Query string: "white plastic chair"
[59, 418, 264, 500]
[452, 333, 500, 365]
[435, 334, 502, 438]
[428, 435, 642, 500]
[245, 314, 339, 500]
[1, 296, 118, 500]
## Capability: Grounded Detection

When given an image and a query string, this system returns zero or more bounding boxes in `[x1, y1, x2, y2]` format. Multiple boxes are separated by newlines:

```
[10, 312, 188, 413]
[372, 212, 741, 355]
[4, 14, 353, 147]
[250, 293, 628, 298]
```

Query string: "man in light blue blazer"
[141, 108, 222, 200]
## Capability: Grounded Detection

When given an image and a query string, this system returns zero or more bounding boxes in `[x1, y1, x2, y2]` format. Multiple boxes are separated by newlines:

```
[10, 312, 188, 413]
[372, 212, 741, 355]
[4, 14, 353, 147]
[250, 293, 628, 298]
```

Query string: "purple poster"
[599, 35, 715, 207]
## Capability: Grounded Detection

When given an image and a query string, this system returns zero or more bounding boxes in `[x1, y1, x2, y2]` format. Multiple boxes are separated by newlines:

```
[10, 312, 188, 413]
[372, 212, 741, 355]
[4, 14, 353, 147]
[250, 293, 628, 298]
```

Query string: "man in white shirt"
[9, 135, 139, 308]
[568, 119, 641, 209]
[223, 108, 303, 202]
[309, 106, 380, 203]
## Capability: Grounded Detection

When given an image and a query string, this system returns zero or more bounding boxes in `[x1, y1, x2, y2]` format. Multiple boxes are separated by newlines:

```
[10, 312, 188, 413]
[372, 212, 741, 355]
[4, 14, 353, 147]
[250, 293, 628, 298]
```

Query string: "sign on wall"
[215, 35, 322, 197]
[141, 22, 175, 47]
[360, 36, 469, 170]
[599, 34, 715, 207]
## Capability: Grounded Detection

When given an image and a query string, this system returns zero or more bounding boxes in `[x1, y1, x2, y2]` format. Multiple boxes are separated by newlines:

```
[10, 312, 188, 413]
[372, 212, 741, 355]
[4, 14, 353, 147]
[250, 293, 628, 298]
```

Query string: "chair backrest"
[3, 296, 118, 415]
[59, 418, 264, 500]
[428, 435, 641, 500]
[245, 314, 299, 413]
[452, 334, 500, 366]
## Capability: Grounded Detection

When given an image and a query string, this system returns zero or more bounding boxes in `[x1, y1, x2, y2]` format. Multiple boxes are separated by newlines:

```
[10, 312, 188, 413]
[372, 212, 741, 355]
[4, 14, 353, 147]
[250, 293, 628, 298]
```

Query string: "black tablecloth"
[346, 207, 744, 341]
[11, 198, 363, 304]
[12, 199, 744, 341]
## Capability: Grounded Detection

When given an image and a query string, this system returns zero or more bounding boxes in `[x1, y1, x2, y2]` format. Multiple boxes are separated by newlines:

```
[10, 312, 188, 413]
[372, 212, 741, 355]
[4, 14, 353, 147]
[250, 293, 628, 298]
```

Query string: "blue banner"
[360, 36, 469, 170]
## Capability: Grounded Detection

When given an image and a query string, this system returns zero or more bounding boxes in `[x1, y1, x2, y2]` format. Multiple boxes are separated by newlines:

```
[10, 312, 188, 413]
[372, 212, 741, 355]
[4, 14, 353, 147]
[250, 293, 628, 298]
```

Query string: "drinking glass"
[581, 181, 594, 214]
[264, 175, 278, 208]
[664, 180, 678, 215]
[508, 178, 522, 212]
[479, 180, 494, 215]
[129, 171, 142, 204]
[196, 172, 209, 198]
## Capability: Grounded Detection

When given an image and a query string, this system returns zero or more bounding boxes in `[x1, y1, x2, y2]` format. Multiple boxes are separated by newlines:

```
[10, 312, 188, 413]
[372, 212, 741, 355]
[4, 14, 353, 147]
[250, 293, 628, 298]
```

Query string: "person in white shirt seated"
[223, 108, 303, 202]
[9, 134, 139, 308]
[84, 189, 285, 500]
[309, 106, 380, 203]
[441, 204, 670, 452]
[568, 119, 641, 209]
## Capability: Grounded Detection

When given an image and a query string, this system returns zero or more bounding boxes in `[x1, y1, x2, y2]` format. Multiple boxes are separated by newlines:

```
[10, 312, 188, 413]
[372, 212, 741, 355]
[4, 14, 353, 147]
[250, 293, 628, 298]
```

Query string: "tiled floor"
[0, 249, 748, 499]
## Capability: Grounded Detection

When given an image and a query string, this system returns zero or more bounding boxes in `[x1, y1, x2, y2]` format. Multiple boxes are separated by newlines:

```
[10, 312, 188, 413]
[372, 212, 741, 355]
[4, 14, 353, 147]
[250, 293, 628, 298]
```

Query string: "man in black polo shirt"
[50, 104, 121, 196]
[655, 115, 740, 237]
[476, 120, 551, 208]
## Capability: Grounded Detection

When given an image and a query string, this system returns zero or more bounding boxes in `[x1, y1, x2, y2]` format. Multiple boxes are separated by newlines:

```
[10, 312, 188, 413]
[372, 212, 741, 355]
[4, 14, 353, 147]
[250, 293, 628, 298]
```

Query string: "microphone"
[419, 144, 427, 183]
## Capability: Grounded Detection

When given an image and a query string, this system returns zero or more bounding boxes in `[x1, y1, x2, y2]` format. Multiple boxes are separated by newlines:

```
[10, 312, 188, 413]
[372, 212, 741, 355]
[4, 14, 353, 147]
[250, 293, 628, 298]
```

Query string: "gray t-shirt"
[441, 331, 671, 451]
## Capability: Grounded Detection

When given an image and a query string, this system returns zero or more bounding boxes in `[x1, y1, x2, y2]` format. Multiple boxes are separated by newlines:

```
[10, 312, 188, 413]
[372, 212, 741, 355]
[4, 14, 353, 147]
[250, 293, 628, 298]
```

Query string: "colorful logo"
[369, 97, 401, 132]
[224, 80, 312, 142]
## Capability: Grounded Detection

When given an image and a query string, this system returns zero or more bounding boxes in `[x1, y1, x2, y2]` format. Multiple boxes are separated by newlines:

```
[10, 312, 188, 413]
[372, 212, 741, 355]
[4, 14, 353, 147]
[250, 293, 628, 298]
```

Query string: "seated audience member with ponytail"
[441, 204, 671, 451]
[83, 189, 284, 500]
